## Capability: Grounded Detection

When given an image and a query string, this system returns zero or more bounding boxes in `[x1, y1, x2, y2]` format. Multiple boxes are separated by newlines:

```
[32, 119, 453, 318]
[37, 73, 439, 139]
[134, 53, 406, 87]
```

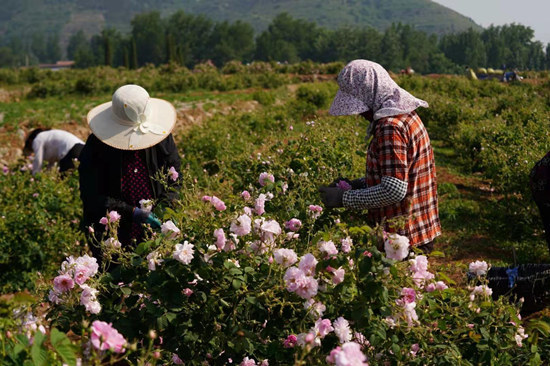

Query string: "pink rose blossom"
[254, 194, 266, 215]
[435, 281, 448, 291]
[172, 354, 184, 365]
[384, 233, 410, 261]
[333, 342, 368, 366]
[104, 237, 121, 249]
[108, 211, 121, 223]
[88, 226, 95, 234]
[304, 299, 326, 317]
[284, 218, 302, 231]
[183, 288, 193, 297]
[283, 334, 298, 348]
[53, 274, 74, 293]
[99, 217, 108, 225]
[326, 346, 341, 363]
[403, 302, 419, 326]
[173, 241, 195, 265]
[298, 253, 318, 276]
[80, 285, 101, 314]
[340, 237, 352, 253]
[410, 343, 420, 357]
[214, 228, 226, 250]
[337, 180, 352, 191]
[241, 190, 251, 200]
[210, 196, 227, 211]
[273, 248, 298, 267]
[255, 219, 281, 243]
[240, 356, 257, 366]
[91, 320, 127, 353]
[168, 166, 179, 181]
[146, 251, 163, 271]
[425, 283, 436, 292]
[333, 317, 352, 344]
[259, 172, 275, 186]
[332, 267, 345, 285]
[319, 240, 338, 257]
[308, 205, 323, 219]
[230, 214, 252, 236]
[202, 195, 212, 202]
[314, 318, 334, 338]
[469, 260, 489, 277]
[73, 265, 91, 285]
[400, 287, 416, 304]
[294, 276, 318, 299]
[284, 267, 306, 292]
[161, 220, 181, 239]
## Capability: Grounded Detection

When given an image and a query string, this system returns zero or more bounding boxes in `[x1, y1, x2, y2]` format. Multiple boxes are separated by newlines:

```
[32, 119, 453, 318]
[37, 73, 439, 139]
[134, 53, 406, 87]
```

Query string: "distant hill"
[0, 0, 481, 52]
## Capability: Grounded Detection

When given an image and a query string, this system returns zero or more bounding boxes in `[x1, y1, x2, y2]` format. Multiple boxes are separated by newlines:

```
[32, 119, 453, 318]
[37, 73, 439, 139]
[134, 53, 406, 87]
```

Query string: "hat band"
[111, 108, 167, 136]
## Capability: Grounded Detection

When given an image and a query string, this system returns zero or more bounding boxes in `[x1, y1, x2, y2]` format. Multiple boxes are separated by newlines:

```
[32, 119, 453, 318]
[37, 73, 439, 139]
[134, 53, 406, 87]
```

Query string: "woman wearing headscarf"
[79, 84, 182, 258]
[319, 60, 440, 253]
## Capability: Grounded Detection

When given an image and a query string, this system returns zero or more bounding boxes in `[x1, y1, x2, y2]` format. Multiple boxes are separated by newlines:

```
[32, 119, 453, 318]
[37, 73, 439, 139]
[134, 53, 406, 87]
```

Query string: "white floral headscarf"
[329, 59, 428, 121]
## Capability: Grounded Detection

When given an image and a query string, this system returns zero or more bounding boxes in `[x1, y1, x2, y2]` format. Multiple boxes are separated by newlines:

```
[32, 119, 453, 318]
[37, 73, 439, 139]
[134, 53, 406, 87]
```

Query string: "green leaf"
[232, 279, 242, 289]
[50, 328, 77, 366]
[120, 287, 132, 296]
[31, 331, 48, 366]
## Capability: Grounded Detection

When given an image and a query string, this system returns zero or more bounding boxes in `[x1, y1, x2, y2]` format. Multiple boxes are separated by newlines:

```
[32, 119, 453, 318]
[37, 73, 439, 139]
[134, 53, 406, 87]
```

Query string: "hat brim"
[329, 90, 369, 116]
[87, 98, 176, 150]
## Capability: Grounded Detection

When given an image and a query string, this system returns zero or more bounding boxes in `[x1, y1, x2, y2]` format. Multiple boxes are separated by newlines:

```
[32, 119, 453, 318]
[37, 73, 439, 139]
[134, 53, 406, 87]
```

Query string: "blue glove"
[133, 208, 162, 229]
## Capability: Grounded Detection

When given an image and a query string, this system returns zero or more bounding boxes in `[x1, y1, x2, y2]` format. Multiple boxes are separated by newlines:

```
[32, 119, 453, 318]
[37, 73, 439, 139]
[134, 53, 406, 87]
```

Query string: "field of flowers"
[0, 65, 549, 365]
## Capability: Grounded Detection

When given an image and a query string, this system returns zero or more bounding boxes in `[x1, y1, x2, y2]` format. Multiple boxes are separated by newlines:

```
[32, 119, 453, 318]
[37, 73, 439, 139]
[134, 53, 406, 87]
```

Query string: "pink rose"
[53, 274, 74, 293]
[108, 211, 121, 223]
[259, 172, 275, 186]
[168, 166, 179, 182]
[283, 334, 298, 348]
[241, 190, 251, 200]
[99, 217, 108, 225]
[91, 320, 127, 353]
[337, 180, 352, 191]
[210, 196, 226, 211]
[284, 218, 302, 231]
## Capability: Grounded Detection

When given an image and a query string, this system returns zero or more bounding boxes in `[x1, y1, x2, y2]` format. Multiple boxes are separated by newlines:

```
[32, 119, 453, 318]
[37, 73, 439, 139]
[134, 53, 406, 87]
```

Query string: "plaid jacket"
[365, 111, 441, 246]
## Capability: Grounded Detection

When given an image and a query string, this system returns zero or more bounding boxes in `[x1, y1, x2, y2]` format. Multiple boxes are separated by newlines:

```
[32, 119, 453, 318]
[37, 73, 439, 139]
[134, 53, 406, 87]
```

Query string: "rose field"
[0, 63, 549, 365]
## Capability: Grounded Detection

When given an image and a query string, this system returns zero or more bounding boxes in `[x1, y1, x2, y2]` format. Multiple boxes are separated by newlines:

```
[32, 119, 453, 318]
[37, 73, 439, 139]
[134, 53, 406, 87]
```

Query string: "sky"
[432, 0, 550, 45]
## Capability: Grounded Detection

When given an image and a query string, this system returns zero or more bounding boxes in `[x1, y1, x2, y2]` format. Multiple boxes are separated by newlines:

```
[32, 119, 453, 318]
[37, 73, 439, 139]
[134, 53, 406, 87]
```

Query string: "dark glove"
[133, 208, 162, 229]
[318, 187, 344, 209]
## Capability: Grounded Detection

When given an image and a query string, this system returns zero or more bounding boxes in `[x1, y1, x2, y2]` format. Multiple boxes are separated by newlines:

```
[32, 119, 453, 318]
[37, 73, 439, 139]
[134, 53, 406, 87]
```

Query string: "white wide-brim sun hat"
[87, 84, 177, 150]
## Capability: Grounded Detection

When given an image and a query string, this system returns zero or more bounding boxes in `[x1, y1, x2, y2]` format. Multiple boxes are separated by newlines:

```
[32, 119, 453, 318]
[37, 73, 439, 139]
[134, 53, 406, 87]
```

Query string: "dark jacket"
[79, 133, 181, 244]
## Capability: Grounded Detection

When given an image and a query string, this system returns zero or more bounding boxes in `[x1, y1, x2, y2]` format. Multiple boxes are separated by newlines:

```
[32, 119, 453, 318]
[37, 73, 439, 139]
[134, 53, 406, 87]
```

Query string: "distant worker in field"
[79, 84, 182, 258]
[319, 59, 441, 253]
[23, 128, 85, 175]
[529, 152, 550, 253]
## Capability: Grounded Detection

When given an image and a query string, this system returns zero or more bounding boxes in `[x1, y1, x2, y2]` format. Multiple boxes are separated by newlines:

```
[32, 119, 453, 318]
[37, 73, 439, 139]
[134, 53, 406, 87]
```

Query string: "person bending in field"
[23, 128, 85, 175]
[319, 60, 441, 253]
[79, 84, 182, 258]
[529, 152, 550, 253]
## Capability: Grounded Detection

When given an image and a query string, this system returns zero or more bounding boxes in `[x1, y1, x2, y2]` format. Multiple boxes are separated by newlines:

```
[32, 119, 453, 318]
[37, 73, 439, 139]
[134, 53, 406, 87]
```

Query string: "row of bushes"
[0, 61, 343, 90]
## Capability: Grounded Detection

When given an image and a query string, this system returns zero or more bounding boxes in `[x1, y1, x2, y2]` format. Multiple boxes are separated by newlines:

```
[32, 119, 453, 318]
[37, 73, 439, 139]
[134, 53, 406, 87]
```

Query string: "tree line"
[0, 11, 548, 73]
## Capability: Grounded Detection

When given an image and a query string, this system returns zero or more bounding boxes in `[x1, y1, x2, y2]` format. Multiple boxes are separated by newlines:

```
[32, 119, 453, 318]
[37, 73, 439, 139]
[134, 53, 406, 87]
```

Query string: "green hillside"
[0, 0, 481, 49]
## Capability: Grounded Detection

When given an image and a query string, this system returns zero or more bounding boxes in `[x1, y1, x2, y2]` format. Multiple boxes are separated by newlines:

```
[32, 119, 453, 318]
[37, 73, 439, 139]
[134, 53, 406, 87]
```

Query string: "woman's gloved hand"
[318, 187, 344, 208]
[133, 208, 162, 229]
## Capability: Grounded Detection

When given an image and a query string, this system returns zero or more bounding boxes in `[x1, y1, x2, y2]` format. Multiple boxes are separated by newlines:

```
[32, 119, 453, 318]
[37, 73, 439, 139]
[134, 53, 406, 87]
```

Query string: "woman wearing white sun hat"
[79, 84, 182, 256]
